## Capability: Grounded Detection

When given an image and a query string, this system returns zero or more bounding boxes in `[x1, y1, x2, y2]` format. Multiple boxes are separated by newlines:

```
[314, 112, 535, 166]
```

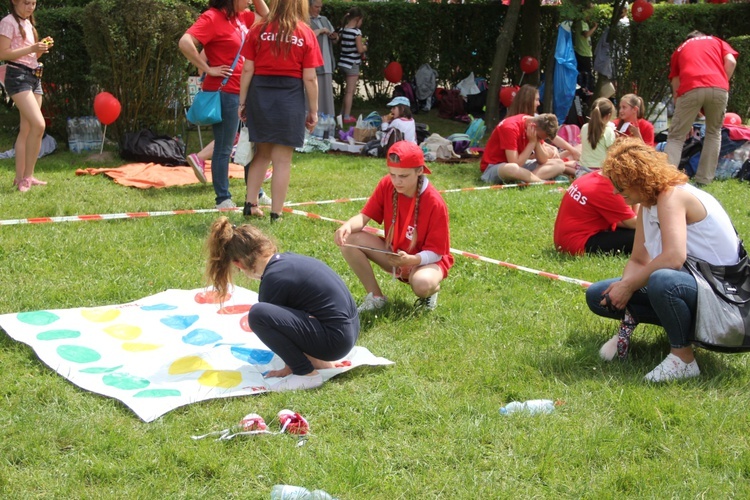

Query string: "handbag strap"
[199, 29, 246, 90]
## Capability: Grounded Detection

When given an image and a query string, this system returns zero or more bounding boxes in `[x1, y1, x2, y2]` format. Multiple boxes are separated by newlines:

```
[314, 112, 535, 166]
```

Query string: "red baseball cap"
[386, 141, 431, 174]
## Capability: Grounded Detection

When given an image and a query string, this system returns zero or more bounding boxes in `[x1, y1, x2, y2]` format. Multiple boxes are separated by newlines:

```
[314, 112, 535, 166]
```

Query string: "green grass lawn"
[2, 105, 750, 498]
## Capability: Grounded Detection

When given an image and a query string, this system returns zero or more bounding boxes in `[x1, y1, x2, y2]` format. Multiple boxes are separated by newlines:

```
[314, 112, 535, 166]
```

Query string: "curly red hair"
[601, 138, 688, 206]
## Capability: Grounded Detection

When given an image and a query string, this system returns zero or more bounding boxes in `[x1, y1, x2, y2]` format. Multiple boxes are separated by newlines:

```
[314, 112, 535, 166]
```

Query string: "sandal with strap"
[243, 202, 264, 217]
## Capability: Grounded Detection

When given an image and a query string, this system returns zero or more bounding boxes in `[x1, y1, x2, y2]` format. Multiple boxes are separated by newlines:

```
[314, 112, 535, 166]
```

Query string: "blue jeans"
[585, 269, 698, 348]
[211, 91, 240, 204]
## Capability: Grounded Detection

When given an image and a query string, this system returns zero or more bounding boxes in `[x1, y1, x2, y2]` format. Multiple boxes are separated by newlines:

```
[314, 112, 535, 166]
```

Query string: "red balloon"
[384, 61, 403, 85]
[499, 86, 520, 108]
[632, 0, 654, 23]
[94, 91, 121, 125]
[520, 56, 539, 74]
[724, 112, 743, 126]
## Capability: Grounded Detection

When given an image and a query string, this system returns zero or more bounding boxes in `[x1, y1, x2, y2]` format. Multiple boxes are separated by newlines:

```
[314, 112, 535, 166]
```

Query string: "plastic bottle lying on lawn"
[270, 485, 335, 499]
[499, 399, 555, 415]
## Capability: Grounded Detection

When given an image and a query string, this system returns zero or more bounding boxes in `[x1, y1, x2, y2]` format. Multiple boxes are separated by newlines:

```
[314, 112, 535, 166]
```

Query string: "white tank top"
[641, 183, 739, 265]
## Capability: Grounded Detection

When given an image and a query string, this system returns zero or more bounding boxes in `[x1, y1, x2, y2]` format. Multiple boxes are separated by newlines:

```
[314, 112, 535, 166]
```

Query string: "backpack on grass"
[465, 117, 486, 147]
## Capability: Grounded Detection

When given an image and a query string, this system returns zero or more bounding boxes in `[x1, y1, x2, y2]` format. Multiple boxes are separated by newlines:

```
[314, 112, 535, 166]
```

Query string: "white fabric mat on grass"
[0, 286, 392, 422]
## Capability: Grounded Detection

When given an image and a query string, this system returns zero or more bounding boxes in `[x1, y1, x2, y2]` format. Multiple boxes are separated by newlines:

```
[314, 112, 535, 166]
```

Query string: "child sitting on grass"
[335, 141, 453, 312]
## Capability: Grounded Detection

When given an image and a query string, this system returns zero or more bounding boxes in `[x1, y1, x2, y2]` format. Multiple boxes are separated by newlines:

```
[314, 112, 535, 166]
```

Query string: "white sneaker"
[644, 353, 700, 383]
[270, 373, 323, 392]
[258, 192, 273, 205]
[357, 293, 387, 313]
[414, 292, 438, 311]
[215, 199, 237, 210]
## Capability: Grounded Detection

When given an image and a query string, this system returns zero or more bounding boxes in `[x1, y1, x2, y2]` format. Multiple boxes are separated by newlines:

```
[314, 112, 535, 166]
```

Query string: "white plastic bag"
[234, 126, 253, 166]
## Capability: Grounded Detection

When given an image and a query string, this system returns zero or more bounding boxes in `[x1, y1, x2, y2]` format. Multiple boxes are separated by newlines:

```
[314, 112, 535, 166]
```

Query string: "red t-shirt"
[242, 21, 322, 78]
[669, 36, 738, 97]
[553, 172, 636, 255]
[480, 114, 529, 172]
[186, 9, 258, 94]
[362, 176, 454, 277]
[613, 118, 655, 147]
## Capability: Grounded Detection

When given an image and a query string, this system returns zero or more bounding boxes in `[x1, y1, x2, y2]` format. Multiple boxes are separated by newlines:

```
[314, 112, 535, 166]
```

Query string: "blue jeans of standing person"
[585, 269, 698, 348]
[248, 303, 359, 376]
[211, 91, 239, 205]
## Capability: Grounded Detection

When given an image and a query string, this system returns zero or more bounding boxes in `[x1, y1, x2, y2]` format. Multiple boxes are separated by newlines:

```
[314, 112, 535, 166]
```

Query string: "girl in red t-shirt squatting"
[335, 141, 454, 313]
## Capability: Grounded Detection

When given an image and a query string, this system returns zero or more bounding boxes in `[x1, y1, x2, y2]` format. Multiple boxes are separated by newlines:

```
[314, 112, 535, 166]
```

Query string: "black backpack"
[119, 129, 187, 166]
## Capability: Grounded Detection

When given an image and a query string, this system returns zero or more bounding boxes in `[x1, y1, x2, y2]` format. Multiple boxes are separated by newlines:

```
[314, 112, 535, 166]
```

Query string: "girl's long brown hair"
[587, 98, 614, 150]
[10, 0, 38, 43]
[507, 84, 538, 117]
[204, 217, 277, 303]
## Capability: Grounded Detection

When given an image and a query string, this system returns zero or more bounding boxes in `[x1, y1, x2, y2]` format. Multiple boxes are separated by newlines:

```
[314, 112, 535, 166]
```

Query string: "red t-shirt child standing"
[242, 21, 322, 78]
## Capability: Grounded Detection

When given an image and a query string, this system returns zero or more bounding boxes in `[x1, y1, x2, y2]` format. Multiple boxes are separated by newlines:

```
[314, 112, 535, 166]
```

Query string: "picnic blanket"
[0, 286, 393, 422]
[75, 161, 246, 189]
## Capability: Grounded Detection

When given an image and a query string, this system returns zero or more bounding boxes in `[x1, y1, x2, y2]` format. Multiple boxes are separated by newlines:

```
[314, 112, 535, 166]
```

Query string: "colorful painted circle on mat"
[134, 389, 181, 398]
[218, 304, 252, 315]
[81, 308, 121, 323]
[103, 324, 142, 340]
[18, 311, 59, 326]
[57, 344, 101, 363]
[37, 329, 80, 341]
[194, 290, 229, 304]
[160, 315, 199, 330]
[140, 304, 178, 311]
[198, 370, 242, 388]
[230, 346, 274, 365]
[102, 372, 150, 390]
[240, 315, 252, 332]
[183, 329, 222, 346]
[169, 355, 213, 375]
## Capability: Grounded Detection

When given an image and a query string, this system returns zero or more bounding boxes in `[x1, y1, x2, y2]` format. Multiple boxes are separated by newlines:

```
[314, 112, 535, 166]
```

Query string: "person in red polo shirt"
[664, 31, 738, 186]
[480, 113, 574, 184]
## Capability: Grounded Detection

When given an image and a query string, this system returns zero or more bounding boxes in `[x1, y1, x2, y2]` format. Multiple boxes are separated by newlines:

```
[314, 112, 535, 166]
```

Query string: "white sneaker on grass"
[270, 373, 323, 392]
[258, 192, 273, 206]
[357, 293, 387, 313]
[414, 292, 438, 311]
[644, 353, 700, 383]
[215, 199, 237, 210]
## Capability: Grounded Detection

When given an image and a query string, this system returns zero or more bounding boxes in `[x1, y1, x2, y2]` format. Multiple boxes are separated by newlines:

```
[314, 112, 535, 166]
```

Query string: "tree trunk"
[519, 0, 541, 87]
[486, 0, 524, 131]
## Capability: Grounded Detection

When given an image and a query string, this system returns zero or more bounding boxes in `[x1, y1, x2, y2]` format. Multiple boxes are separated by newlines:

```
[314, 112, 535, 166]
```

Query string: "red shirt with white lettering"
[553, 172, 636, 255]
[480, 114, 529, 172]
[242, 21, 322, 78]
[186, 8, 258, 94]
[361, 175, 454, 277]
[669, 36, 738, 97]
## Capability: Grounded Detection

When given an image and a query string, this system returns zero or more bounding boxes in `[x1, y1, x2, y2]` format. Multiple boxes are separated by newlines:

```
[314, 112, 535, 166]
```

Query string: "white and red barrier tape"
[279, 206, 591, 289]
[0, 181, 587, 287]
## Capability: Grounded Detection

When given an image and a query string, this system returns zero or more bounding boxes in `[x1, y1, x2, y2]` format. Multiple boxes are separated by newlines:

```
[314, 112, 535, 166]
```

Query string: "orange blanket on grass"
[75, 161, 245, 189]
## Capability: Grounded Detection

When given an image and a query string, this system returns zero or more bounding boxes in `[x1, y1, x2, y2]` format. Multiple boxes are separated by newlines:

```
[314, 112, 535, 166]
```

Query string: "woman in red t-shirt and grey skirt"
[239, 0, 322, 222]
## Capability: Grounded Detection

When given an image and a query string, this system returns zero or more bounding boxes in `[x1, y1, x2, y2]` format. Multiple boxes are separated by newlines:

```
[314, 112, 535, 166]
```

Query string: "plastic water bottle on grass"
[270, 485, 335, 499]
[499, 399, 556, 415]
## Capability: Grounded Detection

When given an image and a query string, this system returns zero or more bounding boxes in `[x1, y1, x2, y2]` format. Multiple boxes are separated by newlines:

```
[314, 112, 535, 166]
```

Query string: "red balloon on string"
[520, 56, 539, 74]
[632, 0, 654, 23]
[94, 91, 122, 125]
[499, 86, 520, 108]
[384, 61, 403, 84]
[724, 112, 742, 126]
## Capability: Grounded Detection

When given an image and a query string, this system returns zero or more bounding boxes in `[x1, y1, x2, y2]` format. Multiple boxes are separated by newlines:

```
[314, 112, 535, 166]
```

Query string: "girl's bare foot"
[265, 366, 292, 378]
[305, 354, 352, 370]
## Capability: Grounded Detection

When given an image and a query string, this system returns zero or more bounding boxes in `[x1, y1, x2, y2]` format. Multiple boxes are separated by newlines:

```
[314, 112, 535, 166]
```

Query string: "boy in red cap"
[335, 141, 453, 312]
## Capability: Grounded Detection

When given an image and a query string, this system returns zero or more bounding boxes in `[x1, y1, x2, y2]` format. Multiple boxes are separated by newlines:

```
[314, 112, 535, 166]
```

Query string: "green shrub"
[728, 36, 750, 121]
[81, 0, 194, 138]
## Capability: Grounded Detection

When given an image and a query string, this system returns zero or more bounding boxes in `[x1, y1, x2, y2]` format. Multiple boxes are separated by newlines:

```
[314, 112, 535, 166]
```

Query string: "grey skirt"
[245, 75, 305, 148]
